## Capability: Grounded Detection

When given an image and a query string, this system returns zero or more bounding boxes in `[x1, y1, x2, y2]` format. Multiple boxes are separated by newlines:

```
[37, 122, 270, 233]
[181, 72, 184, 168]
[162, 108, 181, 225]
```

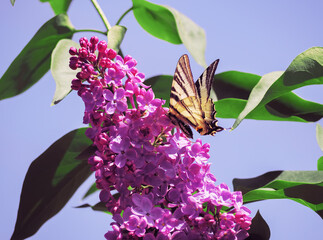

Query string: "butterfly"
[167, 54, 223, 138]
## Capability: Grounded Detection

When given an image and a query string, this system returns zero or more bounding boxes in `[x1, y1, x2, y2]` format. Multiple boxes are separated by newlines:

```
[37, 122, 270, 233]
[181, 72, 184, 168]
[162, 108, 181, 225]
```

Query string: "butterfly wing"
[168, 54, 223, 138]
[195, 59, 223, 135]
[168, 55, 205, 138]
[195, 59, 219, 106]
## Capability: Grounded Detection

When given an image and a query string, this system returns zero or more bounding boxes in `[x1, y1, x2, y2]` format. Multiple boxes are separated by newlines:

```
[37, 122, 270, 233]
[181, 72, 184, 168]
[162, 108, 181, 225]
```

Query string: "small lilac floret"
[125, 215, 147, 237]
[103, 88, 127, 114]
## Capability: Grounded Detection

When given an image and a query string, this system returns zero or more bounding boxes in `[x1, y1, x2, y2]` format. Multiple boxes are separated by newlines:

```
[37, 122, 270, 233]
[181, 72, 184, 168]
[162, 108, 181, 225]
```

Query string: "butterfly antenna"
[223, 127, 233, 132]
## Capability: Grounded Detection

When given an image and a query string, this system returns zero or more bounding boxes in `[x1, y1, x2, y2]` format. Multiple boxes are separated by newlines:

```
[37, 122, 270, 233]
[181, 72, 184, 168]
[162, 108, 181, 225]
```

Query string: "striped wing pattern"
[168, 54, 223, 138]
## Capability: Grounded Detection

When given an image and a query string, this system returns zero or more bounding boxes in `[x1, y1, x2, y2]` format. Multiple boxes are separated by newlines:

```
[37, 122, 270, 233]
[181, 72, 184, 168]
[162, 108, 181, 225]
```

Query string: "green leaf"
[247, 211, 270, 240]
[146, 73, 323, 123]
[233, 171, 323, 218]
[0, 14, 74, 101]
[11, 0, 15, 6]
[166, 6, 207, 67]
[316, 124, 323, 152]
[213, 71, 323, 121]
[132, 0, 206, 67]
[51, 39, 79, 105]
[11, 128, 92, 240]
[132, 0, 181, 44]
[40, 0, 72, 14]
[232, 47, 323, 129]
[82, 182, 99, 199]
[231, 71, 284, 127]
[318, 156, 323, 171]
[212, 71, 261, 100]
[144, 75, 173, 106]
[107, 25, 127, 53]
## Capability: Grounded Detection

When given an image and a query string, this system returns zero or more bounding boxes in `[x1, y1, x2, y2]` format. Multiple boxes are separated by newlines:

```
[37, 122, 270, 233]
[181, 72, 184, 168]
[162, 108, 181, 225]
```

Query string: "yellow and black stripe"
[167, 54, 223, 138]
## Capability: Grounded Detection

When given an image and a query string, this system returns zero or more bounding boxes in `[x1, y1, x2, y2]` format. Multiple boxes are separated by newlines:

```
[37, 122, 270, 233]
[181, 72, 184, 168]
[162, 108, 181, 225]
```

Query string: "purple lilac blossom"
[70, 36, 252, 239]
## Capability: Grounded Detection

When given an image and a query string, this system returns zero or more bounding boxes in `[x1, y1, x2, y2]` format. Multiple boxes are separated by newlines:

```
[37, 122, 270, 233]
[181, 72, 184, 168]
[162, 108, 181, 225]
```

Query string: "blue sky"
[1, 0, 322, 239]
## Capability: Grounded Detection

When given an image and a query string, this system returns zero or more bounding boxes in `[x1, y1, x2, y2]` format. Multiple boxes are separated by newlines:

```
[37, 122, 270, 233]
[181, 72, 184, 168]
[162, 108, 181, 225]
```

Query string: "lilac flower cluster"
[70, 36, 252, 240]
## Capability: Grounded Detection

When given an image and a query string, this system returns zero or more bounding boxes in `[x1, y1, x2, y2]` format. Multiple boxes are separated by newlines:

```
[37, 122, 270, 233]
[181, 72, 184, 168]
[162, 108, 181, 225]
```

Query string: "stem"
[74, 29, 107, 35]
[91, 0, 111, 30]
[116, 7, 133, 25]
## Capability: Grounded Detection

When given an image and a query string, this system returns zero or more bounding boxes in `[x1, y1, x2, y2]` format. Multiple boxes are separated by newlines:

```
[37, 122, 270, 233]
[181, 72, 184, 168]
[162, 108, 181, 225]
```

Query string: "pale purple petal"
[109, 136, 123, 153]
[116, 100, 127, 112]
[135, 218, 147, 237]
[140, 197, 153, 213]
[126, 215, 139, 231]
[106, 101, 116, 114]
[125, 148, 137, 161]
[115, 55, 124, 64]
[144, 88, 154, 102]
[115, 88, 125, 99]
[115, 154, 126, 168]
[136, 95, 145, 106]
[103, 89, 114, 101]
[112, 214, 124, 225]
[126, 59, 137, 69]
[189, 163, 201, 175]
[150, 207, 164, 219]
[167, 188, 180, 202]
[132, 193, 142, 206]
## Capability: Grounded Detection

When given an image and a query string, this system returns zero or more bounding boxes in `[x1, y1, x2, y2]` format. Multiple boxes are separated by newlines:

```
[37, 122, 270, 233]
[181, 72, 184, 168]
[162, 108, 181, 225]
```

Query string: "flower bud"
[88, 52, 97, 62]
[90, 36, 99, 45]
[98, 41, 107, 53]
[79, 37, 88, 48]
[79, 47, 88, 58]
[69, 47, 77, 55]
[69, 57, 79, 70]
[107, 48, 117, 59]
[71, 79, 82, 90]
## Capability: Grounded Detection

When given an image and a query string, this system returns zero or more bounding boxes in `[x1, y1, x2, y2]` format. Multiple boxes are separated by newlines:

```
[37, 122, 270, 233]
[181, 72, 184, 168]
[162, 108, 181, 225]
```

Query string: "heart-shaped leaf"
[11, 128, 93, 240]
[107, 25, 127, 53]
[0, 14, 74, 101]
[233, 171, 323, 218]
[232, 47, 323, 129]
[132, 0, 206, 67]
[166, 6, 207, 67]
[51, 39, 79, 105]
[132, 0, 181, 44]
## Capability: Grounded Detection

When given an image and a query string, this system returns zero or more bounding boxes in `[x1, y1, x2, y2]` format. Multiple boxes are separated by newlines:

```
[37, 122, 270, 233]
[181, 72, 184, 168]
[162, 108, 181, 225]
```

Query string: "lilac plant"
[70, 36, 252, 239]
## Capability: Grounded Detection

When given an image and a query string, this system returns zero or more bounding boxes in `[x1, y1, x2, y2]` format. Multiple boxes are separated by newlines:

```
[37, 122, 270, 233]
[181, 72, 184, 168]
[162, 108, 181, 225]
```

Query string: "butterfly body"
[168, 54, 223, 138]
